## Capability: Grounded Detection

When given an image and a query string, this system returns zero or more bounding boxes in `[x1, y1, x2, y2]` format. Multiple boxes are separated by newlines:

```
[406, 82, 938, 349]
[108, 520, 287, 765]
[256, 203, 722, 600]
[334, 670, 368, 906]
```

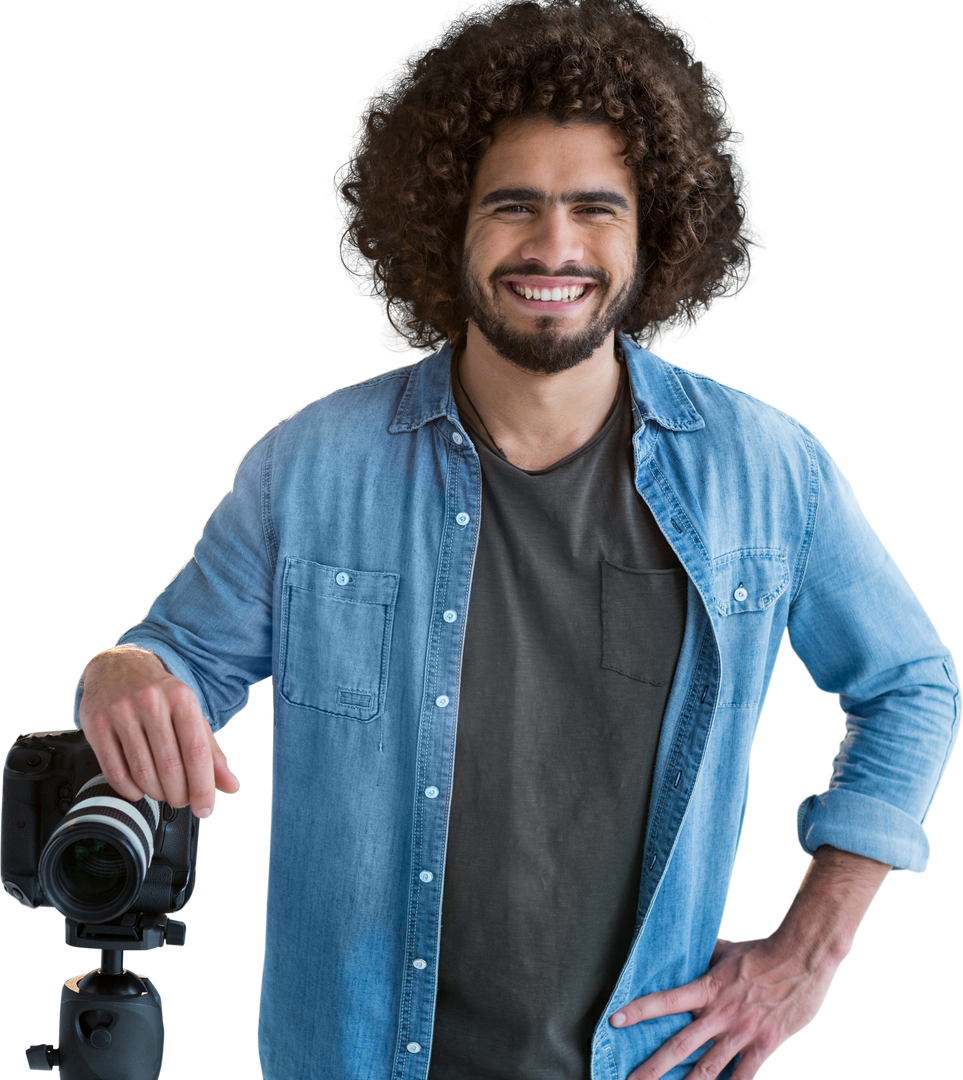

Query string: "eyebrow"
[477, 186, 631, 211]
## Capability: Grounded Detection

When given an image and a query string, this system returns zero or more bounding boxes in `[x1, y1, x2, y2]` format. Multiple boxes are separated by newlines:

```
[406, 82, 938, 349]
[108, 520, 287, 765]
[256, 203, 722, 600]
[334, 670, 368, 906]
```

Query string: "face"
[459, 116, 641, 375]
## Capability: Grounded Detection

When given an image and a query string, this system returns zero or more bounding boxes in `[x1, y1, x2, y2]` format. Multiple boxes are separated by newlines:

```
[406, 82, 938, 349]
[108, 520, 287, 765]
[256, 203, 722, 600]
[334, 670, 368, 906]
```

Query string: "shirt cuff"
[796, 789, 929, 872]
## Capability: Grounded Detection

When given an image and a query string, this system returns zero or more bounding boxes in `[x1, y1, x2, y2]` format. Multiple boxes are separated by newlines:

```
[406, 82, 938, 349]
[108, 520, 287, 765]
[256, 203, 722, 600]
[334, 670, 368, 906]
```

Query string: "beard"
[457, 248, 644, 375]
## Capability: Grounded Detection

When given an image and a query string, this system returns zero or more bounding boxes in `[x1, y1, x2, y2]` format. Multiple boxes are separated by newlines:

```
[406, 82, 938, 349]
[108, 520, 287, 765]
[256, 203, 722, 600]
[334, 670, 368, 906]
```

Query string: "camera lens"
[60, 839, 127, 898]
[38, 775, 160, 922]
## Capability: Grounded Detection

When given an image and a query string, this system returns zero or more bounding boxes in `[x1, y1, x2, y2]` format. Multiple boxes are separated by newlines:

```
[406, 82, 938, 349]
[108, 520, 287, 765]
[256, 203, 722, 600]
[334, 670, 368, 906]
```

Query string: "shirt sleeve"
[74, 425, 279, 734]
[787, 429, 958, 871]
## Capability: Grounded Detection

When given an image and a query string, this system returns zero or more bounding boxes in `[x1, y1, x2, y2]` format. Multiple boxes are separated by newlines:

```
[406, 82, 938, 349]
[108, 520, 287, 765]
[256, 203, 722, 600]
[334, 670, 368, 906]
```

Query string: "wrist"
[772, 846, 891, 973]
[88, 644, 162, 664]
[82, 645, 167, 686]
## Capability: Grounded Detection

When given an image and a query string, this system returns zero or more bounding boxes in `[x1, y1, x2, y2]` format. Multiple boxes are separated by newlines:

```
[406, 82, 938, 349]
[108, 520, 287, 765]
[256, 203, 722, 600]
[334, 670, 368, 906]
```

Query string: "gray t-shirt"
[430, 368, 688, 1079]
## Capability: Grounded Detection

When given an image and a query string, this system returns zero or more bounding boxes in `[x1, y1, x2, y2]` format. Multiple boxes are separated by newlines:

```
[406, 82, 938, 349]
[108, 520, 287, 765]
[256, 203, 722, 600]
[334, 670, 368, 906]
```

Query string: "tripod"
[25, 911, 185, 1080]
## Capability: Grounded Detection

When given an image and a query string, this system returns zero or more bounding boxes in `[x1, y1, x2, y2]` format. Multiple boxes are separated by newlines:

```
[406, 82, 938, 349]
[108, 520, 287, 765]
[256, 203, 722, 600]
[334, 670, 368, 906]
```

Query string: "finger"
[682, 1041, 742, 1075]
[729, 1045, 768, 1080]
[626, 1019, 721, 1080]
[168, 686, 216, 818]
[207, 727, 240, 794]
[140, 709, 191, 807]
[114, 712, 179, 807]
[611, 977, 712, 1027]
[86, 725, 144, 803]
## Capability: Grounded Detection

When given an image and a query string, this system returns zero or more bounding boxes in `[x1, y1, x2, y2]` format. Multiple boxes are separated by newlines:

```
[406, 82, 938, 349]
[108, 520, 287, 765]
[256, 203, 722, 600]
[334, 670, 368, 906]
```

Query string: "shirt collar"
[389, 334, 704, 434]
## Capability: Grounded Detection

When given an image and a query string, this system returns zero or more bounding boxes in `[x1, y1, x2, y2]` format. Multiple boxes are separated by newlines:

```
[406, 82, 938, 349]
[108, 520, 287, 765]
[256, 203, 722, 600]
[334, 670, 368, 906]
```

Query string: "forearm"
[771, 844, 891, 973]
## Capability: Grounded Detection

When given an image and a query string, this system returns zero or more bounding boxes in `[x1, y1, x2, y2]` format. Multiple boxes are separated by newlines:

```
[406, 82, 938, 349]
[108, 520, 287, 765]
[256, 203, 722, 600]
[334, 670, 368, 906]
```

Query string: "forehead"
[471, 116, 634, 200]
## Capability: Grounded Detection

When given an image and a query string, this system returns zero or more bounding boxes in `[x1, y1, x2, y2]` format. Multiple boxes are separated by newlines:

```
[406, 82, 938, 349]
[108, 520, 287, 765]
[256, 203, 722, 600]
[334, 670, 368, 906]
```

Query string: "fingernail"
[611, 1012, 626, 1027]
[195, 807, 212, 818]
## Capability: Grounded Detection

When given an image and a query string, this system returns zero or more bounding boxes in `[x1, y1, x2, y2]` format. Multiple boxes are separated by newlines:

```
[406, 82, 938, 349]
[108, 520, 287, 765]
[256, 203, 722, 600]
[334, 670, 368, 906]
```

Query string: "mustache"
[492, 268, 604, 282]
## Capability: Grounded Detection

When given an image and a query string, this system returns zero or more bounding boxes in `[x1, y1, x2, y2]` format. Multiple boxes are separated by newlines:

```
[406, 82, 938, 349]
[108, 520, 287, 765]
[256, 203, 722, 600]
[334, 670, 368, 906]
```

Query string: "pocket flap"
[284, 558, 399, 607]
[712, 549, 789, 616]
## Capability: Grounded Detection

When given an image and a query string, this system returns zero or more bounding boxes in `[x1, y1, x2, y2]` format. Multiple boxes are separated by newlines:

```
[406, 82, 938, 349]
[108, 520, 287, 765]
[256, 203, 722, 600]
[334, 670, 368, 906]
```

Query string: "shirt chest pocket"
[279, 557, 400, 722]
[600, 561, 688, 684]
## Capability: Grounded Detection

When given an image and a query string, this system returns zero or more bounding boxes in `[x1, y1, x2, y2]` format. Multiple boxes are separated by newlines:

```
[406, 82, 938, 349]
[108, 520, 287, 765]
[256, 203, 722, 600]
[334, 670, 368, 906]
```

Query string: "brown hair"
[339, 0, 750, 347]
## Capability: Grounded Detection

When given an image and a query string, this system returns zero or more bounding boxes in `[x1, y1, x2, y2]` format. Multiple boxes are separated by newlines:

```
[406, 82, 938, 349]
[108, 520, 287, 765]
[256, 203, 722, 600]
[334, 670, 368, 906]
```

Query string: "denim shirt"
[81, 337, 958, 1080]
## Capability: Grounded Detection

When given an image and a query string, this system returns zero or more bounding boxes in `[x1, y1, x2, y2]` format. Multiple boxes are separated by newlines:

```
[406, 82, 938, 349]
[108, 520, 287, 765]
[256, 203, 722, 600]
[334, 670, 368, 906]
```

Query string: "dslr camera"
[2, 728, 198, 923]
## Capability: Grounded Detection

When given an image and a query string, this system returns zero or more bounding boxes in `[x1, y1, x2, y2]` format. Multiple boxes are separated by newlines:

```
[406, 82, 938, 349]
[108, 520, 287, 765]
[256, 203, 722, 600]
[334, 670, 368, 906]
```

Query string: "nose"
[518, 208, 584, 269]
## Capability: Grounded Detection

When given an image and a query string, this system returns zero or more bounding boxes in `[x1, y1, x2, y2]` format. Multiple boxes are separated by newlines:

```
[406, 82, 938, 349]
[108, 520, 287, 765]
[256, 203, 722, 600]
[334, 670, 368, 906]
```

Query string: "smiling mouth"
[505, 281, 595, 304]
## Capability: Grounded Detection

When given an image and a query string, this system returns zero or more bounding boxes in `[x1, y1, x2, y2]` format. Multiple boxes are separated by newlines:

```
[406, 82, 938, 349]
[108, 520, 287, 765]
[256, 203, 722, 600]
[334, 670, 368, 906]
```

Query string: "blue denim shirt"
[81, 337, 958, 1080]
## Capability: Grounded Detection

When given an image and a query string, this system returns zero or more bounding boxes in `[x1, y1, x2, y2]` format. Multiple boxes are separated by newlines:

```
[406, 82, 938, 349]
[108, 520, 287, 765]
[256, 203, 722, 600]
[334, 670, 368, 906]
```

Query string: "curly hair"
[338, 0, 750, 348]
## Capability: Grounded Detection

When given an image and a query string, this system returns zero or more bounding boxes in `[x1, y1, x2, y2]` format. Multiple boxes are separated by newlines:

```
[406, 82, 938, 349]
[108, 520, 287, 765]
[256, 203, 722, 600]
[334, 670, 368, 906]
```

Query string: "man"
[75, 2, 957, 1079]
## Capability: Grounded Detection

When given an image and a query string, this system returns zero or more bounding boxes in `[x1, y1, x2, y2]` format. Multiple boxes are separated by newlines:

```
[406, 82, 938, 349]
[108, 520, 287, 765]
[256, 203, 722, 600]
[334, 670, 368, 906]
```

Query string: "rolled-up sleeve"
[75, 425, 279, 734]
[787, 429, 958, 871]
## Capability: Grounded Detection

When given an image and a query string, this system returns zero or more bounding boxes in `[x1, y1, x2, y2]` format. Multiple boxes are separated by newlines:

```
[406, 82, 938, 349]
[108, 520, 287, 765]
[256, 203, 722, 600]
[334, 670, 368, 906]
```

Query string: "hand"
[79, 645, 240, 818]
[609, 934, 837, 1080]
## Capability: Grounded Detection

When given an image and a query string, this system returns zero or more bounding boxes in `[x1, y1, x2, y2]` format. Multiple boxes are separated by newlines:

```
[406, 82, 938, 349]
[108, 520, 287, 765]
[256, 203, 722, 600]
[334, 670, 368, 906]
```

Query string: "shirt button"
[419, 870, 433, 883]
[407, 1042, 422, 1054]
[413, 959, 428, 970]
[443, 610, 457, 623]
[451, 432, 463, 445]
[335, 572, 350, 586]
[455, 512, 470, 526]
[435, 694, 449, 708]
[424, 786, 439, 799]
[733, 586, 748, 602]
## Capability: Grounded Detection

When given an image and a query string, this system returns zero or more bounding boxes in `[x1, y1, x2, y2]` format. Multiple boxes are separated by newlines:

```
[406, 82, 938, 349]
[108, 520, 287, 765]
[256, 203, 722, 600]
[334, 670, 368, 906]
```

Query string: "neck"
[452, 322, 623, 471]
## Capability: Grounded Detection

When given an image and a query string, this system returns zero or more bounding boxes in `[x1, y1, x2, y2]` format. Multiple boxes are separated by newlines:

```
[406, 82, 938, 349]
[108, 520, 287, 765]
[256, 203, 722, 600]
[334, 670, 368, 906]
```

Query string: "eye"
[577, 206, 614, 216]
[495, 204, 532, 215]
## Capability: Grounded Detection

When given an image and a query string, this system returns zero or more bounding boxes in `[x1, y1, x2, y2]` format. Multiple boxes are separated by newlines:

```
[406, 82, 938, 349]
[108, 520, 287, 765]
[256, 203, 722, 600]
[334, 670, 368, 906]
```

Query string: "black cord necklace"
[455, 345, 507, 460]
[454, 343, 627, 464]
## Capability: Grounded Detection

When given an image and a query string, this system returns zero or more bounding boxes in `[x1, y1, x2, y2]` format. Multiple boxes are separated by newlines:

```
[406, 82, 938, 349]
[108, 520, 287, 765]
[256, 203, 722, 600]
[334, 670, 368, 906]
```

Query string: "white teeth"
[511, 283, 586, 302]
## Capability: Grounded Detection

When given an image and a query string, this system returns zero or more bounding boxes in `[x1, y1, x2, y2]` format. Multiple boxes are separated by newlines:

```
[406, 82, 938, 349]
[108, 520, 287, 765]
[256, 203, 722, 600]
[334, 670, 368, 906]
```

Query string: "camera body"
[1, 728, 198, 917]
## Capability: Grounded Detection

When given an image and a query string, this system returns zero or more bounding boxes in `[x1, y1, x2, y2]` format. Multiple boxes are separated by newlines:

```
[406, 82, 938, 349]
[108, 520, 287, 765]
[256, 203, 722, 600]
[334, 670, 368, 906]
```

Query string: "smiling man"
[75, 2, 957, 1079]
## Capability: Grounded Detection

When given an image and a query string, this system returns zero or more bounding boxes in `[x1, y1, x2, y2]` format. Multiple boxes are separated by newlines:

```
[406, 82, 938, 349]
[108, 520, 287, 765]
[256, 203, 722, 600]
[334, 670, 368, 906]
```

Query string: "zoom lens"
[38, 775, 160, 922]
